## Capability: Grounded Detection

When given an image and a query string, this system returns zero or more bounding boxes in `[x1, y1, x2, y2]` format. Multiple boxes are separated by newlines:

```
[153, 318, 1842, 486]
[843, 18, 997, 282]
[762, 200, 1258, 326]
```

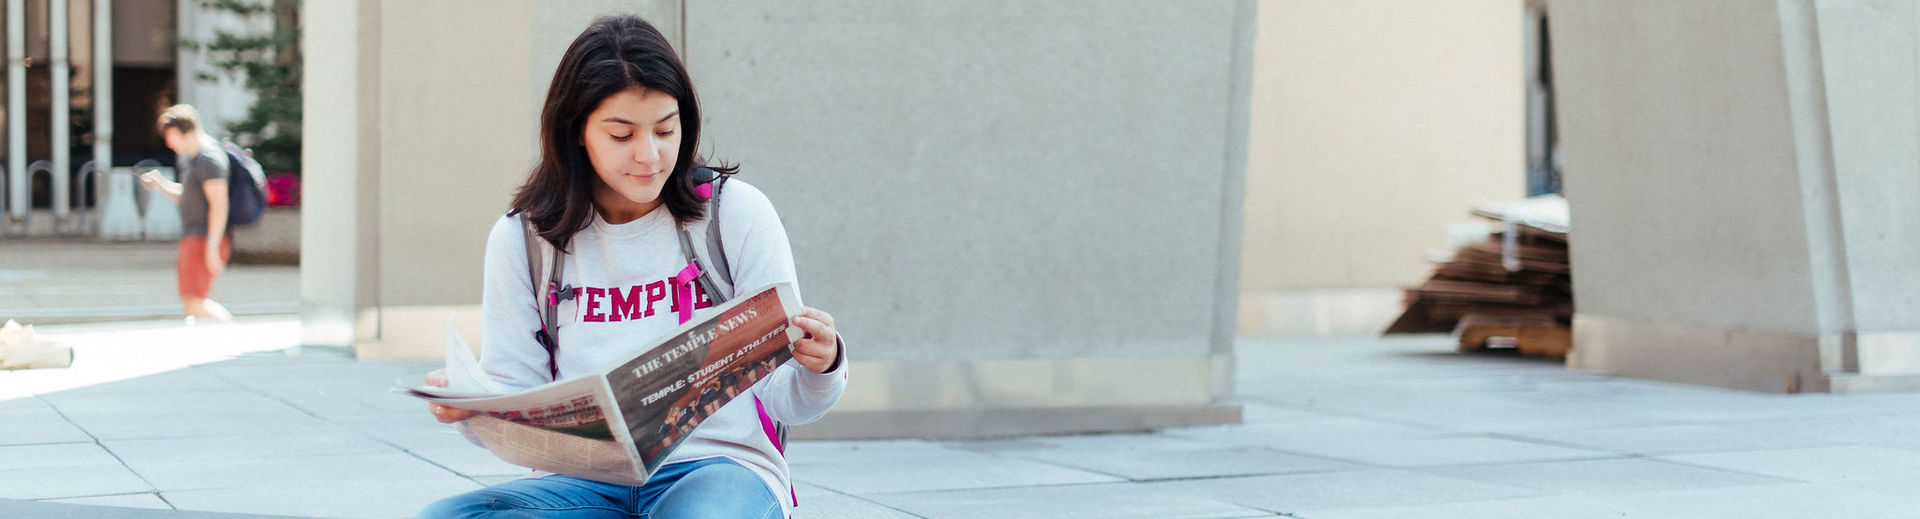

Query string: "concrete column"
[51, 0, 68, 228]
[1550, 0, 1920, 393]
[6, 0, 24, 232]
[174, 0, 190, 114]
[300, 0, 374, 349]
[91, 0, 108, 183]
[1803, 0, 1920, 390]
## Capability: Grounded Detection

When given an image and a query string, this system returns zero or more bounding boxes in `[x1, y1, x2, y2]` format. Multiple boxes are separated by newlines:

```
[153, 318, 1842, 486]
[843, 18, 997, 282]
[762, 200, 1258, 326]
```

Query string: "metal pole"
[175, 0, 190, 119]
[92, 0, 107, 191]
[52, 0, 70, 226]
[6, 0, 24, 227]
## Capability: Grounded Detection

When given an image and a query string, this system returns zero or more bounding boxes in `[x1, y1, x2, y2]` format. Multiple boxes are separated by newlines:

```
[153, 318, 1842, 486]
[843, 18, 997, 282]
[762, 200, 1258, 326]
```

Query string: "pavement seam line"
[959, 439, 1371, 484]
[30, 490, 166, 504]
[1119, 467, 1353, 485]
[788, 481, 930, 518]
[197, 364, 497, 484]
[34, 392, 171, 508]
[1639, 454, 1824, 484]
[859, 470, 1325, 497]
[1478, 431, 1656, 457]
[191, 359, 519, 496]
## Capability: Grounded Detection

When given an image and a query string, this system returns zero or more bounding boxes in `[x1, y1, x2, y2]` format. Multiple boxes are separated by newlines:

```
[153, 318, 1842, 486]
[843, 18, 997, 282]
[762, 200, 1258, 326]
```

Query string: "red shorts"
[177, 236, 233, 300]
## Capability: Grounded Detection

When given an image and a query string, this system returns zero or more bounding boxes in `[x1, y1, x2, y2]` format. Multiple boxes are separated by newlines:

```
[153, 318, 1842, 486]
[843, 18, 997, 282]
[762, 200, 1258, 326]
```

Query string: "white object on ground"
[0, 320, 74, 369]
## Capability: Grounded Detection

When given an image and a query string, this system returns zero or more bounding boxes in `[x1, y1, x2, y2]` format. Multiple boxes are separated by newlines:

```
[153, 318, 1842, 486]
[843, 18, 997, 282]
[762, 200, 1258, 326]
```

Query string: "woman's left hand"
[790, 307, 840, 373]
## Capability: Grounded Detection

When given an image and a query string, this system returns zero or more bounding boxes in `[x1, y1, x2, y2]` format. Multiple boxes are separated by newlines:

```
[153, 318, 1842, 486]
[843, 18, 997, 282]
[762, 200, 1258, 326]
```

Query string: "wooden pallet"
[1452, 313, 1572, 359]
[1383, 196, 1574, 337]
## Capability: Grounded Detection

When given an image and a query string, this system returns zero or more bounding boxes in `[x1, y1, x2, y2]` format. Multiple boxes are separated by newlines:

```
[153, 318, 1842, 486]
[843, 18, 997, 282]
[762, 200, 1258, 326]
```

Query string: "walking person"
[419, 14, 847, 519]
[138, 104, 234, 324]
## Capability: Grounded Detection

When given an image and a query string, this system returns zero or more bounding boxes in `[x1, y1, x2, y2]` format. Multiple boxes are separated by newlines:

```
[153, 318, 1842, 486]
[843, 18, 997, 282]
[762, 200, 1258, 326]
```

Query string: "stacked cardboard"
[1384, 195, 1573, 358]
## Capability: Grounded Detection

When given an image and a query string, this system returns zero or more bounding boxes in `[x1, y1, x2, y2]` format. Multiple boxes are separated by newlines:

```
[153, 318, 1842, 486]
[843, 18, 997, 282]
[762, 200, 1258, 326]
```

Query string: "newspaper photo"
[396, 282, 803, 484]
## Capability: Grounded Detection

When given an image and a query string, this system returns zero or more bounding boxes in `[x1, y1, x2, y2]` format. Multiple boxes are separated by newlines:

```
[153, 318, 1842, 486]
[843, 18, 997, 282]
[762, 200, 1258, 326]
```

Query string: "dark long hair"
[510, 14, 734, 250]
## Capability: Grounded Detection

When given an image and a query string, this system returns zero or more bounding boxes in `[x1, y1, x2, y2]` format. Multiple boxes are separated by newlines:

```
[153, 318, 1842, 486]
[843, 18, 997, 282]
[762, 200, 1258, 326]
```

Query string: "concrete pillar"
[91, 0, 108, 186]
[1800, 0, 1920, 390]
[1550, 0, 1920, 393]
[6, 0, 24, 232]
[299, 0, 374, 349]
[51, 0, 68, 228]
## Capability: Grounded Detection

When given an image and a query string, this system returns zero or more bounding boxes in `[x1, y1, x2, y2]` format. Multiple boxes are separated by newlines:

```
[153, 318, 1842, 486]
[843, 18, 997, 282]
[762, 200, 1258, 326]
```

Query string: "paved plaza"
[1, 318, 1917, 518]
[0, 240, 296, 325]
[2, 244, 1917, 517]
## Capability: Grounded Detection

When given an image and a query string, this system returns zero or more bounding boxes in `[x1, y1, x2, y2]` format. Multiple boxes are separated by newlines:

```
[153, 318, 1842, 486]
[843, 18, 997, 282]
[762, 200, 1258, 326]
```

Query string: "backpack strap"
[675, 171, 735, 307]
[702, 175, 734, 290]
[676, 224, 733, 309]
[520, 214, 566, 381]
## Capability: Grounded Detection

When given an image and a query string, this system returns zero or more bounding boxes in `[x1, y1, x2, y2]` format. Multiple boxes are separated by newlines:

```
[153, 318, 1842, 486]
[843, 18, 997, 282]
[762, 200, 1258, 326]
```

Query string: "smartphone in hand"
[137, 170, 163, 191]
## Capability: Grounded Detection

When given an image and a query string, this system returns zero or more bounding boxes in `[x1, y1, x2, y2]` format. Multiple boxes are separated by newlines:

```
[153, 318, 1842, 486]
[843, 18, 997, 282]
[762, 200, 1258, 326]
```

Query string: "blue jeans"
[419, 457, 781, 519]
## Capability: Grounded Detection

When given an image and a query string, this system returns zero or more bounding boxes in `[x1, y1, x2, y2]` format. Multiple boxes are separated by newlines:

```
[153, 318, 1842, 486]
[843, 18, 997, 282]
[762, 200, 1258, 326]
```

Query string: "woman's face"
[582, 86, 682, 221]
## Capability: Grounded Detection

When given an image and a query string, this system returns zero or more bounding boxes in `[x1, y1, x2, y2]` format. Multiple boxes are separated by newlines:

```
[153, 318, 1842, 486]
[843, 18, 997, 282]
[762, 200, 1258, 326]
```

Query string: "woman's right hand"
[425, 368, 476, 423]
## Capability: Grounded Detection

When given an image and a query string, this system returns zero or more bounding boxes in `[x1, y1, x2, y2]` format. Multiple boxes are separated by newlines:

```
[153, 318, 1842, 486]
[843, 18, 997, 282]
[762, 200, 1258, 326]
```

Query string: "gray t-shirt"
[176, 134, 231, 236]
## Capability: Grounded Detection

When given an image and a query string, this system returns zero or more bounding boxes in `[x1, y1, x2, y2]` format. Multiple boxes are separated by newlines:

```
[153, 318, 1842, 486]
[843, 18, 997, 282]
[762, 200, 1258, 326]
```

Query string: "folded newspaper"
[396, 283, 804, 485]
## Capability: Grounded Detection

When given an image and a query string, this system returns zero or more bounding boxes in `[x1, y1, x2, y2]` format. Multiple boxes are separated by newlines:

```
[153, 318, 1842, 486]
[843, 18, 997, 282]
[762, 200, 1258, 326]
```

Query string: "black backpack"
[219, 141, 268, 226]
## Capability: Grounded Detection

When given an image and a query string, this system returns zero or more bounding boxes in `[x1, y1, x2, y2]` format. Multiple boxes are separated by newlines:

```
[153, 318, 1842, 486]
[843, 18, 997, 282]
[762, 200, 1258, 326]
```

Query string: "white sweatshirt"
[475, 180, 845, 513]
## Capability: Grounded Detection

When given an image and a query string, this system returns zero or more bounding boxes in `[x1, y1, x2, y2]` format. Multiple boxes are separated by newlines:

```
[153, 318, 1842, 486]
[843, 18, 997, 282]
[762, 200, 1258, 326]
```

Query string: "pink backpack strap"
[670, 261, 701, 325]
[753, 394, 783, 454]
[753, 394, 798, 508]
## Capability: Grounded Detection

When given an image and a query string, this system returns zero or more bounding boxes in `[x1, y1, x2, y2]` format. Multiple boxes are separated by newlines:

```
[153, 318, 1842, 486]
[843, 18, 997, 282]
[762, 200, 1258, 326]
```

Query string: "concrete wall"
[528, 1, 681, 158]
[684, 0, 1251, 437]
[364, 1, 535, 357]
[305, 1, 1254, 436]
[1551, 0, 1920, 392]
[1239, 0, 1525, 292]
